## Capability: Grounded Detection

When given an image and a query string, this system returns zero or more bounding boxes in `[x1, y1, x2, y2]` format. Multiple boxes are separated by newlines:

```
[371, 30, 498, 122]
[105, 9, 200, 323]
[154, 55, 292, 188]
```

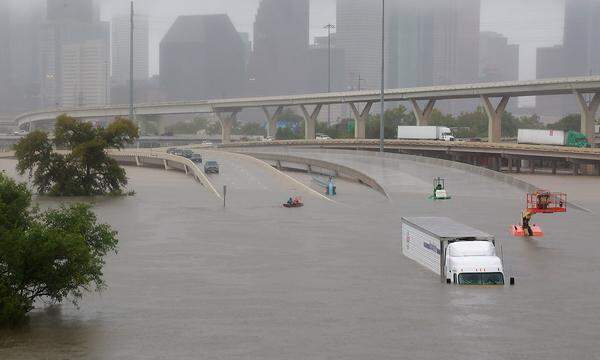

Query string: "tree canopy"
[0, 172, 119, 326]
[14, 115, 139, 196]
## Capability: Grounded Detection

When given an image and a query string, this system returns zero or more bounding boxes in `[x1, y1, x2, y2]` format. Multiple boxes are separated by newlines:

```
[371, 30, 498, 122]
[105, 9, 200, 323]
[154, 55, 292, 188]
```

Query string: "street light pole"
[129, 1, 135, 124]
[324, 24, 335, 128]
[379, 0, 385, 152]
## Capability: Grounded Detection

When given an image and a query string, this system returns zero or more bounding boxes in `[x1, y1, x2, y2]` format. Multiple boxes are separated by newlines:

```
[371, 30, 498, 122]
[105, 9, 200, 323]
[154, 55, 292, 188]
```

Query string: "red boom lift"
[511, 190, 567, 237]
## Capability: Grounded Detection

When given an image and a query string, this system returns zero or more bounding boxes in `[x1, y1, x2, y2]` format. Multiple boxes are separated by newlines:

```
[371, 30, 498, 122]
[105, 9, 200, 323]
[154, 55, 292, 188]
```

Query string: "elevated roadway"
[14, 75, 600, 143]
[221, 139, 600, 175]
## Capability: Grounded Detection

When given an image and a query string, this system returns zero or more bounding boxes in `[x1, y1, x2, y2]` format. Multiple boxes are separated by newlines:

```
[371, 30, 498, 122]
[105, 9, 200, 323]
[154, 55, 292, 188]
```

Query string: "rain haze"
[2, 1, 600, 360]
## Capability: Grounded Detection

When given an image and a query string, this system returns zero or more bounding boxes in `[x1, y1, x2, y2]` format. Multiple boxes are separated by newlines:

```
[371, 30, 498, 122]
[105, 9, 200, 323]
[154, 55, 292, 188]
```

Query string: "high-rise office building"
[46, 0, 96, 23]
[536, 0, 600, 118]
[430, 0, 480, 86]
[40, 0, 110, 108]
[61, 39, 109, 107]
[336, 0, 384, 92]
[479, 32, 519, 83]
[250, 0, 310, 95]
[160, 14, 246, 101]
[111, 14, 149, 86]
[0, 0, 11, 114]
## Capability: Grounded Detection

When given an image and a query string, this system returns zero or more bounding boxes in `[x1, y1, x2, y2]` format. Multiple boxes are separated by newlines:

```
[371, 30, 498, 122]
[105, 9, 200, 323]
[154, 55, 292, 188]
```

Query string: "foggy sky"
[8, 0, 566, 82]
[95, 0, 564, 82]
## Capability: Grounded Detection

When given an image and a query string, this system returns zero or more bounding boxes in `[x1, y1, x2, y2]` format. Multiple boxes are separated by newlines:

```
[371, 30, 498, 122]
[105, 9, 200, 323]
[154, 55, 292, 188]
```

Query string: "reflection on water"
[1, 157, 600, 360]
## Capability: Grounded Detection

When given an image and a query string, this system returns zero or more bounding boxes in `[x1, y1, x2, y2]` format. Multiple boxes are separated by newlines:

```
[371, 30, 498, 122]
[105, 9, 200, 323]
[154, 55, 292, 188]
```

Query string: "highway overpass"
[14, 75, 600, 144]
[220, 139, 600, 176]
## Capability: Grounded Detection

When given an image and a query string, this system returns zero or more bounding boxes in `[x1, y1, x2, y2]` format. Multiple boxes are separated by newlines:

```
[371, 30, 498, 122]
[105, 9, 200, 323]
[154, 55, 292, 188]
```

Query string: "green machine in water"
[430, 177, 452, 200]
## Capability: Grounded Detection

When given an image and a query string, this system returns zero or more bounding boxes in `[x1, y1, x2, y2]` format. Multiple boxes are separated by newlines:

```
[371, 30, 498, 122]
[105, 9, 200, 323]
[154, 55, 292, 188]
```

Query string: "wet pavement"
[1, 150, 600, 360]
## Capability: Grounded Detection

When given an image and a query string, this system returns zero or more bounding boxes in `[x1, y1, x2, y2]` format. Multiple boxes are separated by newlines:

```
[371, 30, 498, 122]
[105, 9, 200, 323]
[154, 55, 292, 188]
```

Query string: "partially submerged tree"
[0, 173, 118, 326]
[15, 115, 139, 196]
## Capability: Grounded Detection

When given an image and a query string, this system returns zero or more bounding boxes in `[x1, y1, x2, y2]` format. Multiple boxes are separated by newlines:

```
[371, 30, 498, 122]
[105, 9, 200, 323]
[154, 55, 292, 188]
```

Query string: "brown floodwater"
[1, 152, 599, 360]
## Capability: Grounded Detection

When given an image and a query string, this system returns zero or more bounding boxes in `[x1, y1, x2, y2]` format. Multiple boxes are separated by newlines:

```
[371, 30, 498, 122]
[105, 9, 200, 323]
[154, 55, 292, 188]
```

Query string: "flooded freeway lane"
[1, 153, 600, 360]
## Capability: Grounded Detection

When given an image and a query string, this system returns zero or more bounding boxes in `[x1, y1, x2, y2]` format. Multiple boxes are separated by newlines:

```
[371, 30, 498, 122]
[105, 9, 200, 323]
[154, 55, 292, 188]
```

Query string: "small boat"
[283, 202, 304, 208]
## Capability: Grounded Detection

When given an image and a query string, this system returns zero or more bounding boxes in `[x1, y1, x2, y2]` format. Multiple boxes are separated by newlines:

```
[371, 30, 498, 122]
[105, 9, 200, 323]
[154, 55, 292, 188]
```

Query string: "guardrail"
[106, 150, 221, 199]
[221, 139, 600, 162]
[236, 151, 389, 198]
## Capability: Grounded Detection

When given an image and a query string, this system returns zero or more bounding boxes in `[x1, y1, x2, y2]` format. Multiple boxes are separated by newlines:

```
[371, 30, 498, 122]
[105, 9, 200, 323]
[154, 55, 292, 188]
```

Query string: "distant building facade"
[479, 32, 519, 83]
[0, 0, 11, 114]
[40, 0, 110, 108]
[337, 0, 480, 114]
[536, 0, 600, 119]
[111, 14, 149, 86]
[250, 0, 310, 95]
[160, 14, 246, 101]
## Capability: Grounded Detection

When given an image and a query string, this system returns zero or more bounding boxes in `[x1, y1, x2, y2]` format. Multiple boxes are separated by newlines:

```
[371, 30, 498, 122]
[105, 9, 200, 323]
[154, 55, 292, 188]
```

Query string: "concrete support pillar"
[349, 101, 373, 139]
[215, 110, 239, 144]
[481, 95, 510, 143]
[163, 159, 169, 171]
[596, 162, 600, 176]
[530, 159, 536, 174]
[410, 99, 436, 126]
[572, 162, 579, 176]
[574, 91, 600, 144]
[135, 156, 141, 167]
[157, 117, 166, 136]
[552, 160, 558, 175]
[300, 104, 323, 140]
[262, 105, 284, 138]
[515, 158, 521, 173]
[184, 164, 188, 174]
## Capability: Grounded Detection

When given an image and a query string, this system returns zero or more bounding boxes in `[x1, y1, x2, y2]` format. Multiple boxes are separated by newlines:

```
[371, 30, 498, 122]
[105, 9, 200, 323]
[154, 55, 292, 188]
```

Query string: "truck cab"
[445, 241, 504, 285]
[439, 127, 455, 142]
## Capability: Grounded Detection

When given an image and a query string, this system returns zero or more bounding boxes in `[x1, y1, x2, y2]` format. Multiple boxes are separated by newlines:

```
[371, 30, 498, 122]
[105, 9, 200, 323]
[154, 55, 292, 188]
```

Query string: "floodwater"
[1, 150, 600, 360]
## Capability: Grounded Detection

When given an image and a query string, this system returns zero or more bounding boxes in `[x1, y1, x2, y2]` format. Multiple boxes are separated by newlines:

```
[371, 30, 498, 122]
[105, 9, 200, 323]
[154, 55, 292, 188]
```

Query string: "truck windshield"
[458, 273, 504, 285]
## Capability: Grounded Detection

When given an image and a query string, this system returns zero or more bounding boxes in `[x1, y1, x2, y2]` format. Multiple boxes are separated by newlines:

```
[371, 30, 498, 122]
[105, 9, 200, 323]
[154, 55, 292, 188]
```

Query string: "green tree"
[14, 115, 139, 196]
[547, 114, 581, 132]
[0, 173, 118, 326]
[165, 116, 209, 135]
[234, 122, 266, 136]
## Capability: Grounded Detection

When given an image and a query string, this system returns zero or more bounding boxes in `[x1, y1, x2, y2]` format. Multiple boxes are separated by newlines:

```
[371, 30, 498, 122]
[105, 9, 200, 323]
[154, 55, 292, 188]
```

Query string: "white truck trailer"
[401, 217, 505, 285]
[517, 129, 589, 148]
[397, 126, 455, 141]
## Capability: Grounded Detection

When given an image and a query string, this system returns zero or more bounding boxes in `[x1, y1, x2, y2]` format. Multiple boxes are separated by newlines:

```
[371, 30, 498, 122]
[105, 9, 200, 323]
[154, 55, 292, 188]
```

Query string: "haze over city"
[1, 1, 600, 359]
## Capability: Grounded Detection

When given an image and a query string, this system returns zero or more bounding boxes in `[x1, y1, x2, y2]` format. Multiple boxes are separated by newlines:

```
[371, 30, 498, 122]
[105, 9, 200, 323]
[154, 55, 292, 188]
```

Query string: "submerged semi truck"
[517, 129, 590, 148]
[401, 217, 506, 285]
[397, 126, 455, 141]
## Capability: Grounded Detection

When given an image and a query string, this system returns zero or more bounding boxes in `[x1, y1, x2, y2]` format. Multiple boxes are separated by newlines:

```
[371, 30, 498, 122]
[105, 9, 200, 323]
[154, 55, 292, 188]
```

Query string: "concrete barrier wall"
[237, 151, 390, 199]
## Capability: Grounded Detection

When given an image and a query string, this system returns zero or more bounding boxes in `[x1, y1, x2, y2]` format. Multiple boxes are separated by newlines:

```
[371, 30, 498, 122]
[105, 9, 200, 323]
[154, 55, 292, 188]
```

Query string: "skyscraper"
[160, 14, 246, 101]
[536, 0, 600, 118]
[111, 14, 149, 86]
[479, 32, 519, 83]
[0, 0, 11, 114]
[61, 39, 109, 107]
[430, 0, 480, 86]
[336, 0, 384, 91]
[337, 0, 480, 98]
[40, 0, 110, 108]
[250, 0, 310, 95]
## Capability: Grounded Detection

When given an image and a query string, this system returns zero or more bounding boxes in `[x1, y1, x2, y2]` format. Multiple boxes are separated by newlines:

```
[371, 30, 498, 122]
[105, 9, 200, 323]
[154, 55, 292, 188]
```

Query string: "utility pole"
[129, 1, 135, 124]
[379, 0, 385, 152]
[324, 24, 335, 128]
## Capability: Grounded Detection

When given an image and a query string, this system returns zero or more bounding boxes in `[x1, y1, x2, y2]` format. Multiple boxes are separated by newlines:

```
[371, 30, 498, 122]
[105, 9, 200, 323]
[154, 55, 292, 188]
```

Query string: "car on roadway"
[262, 136, 275, 142]
[316, 133, 332, 140]
[190, 153, 203, 164]
[204, 160, 219, 174]
[167, 148, 182, 156]
[181, 149, 194, 159]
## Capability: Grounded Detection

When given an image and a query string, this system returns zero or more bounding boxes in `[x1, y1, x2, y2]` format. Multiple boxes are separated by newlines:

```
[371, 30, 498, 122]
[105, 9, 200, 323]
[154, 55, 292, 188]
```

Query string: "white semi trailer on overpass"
[397, 126, 455, 141]
[401, 217, 506, 285]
